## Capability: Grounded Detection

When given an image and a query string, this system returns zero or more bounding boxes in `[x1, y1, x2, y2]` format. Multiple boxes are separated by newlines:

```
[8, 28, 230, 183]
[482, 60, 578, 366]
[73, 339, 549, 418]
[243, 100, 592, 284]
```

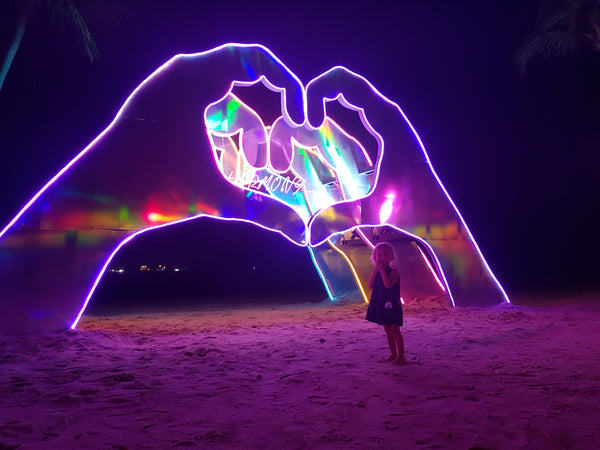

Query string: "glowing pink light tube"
[0, 43, 508, 335]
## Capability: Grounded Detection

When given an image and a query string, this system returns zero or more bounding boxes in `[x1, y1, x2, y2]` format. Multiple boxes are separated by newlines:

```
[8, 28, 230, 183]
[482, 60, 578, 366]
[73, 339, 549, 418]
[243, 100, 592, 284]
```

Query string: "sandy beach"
[1, 292, 599, 449]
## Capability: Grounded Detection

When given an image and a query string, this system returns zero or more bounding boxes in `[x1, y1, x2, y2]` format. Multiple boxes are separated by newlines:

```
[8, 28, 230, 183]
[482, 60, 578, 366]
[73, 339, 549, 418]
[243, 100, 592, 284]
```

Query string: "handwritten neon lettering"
[225, 170, 305, 196]
[281, 177, 293, 194]
[270, 175, 282, 192]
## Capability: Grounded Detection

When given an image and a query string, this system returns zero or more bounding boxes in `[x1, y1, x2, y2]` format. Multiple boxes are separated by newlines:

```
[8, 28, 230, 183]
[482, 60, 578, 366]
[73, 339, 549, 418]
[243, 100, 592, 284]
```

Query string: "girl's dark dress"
[365, 271, 403, 326]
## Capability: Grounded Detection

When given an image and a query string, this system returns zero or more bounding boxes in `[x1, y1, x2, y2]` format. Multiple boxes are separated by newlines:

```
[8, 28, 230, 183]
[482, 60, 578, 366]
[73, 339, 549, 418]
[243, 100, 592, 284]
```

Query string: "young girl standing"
[365, 242, 406, 364]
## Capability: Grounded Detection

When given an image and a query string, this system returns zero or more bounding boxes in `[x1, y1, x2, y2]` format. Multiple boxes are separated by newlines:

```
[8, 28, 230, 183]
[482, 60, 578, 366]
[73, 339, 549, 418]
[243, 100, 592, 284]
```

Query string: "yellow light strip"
[327, 235, 368, 303]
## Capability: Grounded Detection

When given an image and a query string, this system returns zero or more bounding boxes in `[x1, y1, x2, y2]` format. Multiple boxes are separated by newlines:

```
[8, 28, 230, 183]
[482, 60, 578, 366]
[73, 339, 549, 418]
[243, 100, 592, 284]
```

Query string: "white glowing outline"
[209, 130, 263, 192]
[1, 43, 304, 240]
[305, 66, 509, 305]
[314, 120, 374, 202]
[358, 226, 446, 294]
[352, 226, 445, 302]
[0, 44, 310, 330]
[293, 142, 337, 214]
[413, 242, 446, 292]
[331, 223, 457, 307]
[70, 214, 308, 329]
[400, 230, 456, 306]
[356, 227, 375, 249]
[327, 236, 369, 302]
[0, 44, 510, 332]
[286, 127, 371, 218]
[206, 98, 374, 226]
[205, 92, 270, 172]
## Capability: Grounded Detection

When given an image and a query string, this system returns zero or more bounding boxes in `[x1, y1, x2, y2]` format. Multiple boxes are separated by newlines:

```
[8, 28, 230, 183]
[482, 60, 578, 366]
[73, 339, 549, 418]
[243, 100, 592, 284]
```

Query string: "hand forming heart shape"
[205, 92, 374, 226]
[0, 44, 508, 334]
[207, 65, 508, 312]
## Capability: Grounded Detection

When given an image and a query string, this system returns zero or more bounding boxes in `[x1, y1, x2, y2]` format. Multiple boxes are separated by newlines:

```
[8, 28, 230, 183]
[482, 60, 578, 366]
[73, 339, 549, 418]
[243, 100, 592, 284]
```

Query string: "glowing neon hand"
[113, 44, 307, 243]
[305, 66, 429, 242]
[305, 67, 508, 305]
[0, 44, 509, 335]
[0, 44, 307, 333]
[205, 93, 374, 226]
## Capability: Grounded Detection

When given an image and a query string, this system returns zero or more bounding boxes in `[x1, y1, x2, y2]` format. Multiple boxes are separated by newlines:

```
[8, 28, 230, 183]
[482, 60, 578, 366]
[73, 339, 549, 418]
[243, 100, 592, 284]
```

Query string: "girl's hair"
[370, 242, 398, 268]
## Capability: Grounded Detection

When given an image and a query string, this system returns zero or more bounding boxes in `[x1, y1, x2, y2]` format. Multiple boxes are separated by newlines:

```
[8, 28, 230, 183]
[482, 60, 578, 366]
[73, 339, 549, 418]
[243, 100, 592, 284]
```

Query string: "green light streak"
[119, 206, 129, 223]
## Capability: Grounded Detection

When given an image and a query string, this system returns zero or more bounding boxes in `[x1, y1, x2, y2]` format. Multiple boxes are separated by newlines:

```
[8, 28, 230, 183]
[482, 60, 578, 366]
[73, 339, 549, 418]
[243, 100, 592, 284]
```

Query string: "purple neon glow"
[1, 44, 304, 240]
[205, 95, 374, 227]
[327, 237, 368, 301]
[351, 226, 446, 302]
[0, 43, 312, 330]
[2, 43, 509, 333]
[304, 66, 509, 305]
[379, 193, 395, 224]
[355, 227, 375, 249]
[70, 214, 312, 329]
[414, 242, 447, 292]
[357, 224, 454, 307]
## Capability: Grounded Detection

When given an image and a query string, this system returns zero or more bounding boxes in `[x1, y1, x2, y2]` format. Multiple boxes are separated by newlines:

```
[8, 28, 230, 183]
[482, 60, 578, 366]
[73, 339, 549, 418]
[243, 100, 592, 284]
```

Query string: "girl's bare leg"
[383, 325, 397, 361]
[391, 325, 407, 364]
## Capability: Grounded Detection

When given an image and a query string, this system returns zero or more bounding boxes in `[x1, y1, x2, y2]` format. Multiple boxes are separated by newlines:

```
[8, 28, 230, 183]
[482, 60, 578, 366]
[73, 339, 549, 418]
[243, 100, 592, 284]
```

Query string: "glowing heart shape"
[205, 93, 375, 225]
[0, 43, 509, 336]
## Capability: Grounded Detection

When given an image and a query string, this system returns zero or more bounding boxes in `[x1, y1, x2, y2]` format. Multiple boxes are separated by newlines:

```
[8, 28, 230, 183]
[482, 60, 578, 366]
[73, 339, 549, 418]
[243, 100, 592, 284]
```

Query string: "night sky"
[1, 1, 599, 305]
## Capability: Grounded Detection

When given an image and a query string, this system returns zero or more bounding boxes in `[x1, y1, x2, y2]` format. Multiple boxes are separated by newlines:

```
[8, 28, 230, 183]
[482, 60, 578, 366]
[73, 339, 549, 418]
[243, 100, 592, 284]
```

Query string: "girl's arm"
[368, 267, 378, 289]
[379, 267, 399, 290]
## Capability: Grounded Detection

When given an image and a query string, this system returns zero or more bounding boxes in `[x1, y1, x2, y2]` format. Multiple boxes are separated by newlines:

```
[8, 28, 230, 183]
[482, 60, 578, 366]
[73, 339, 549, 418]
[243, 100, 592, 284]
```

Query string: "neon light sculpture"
[0, 44, 508, 334]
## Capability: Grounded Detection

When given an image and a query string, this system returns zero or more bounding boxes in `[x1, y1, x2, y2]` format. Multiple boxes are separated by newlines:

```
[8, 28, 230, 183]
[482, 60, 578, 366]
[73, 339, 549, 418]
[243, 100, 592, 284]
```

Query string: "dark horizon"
[88, 218, 329, 314]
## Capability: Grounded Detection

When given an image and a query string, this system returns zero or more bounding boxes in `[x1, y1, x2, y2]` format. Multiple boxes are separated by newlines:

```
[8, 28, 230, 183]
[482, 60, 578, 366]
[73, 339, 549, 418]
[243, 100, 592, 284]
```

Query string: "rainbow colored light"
[0, 43, 508, 334]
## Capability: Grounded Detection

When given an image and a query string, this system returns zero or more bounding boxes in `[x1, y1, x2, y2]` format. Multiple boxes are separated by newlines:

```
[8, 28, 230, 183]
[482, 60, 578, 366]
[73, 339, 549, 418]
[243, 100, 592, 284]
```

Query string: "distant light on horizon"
[112, 264, 191, 272]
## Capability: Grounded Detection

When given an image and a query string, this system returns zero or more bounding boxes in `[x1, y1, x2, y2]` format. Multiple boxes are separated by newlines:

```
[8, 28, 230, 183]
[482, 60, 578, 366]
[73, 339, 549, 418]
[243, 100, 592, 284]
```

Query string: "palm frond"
[76, 0, 137, 35]
[49, 0, 100, 61]
[516, 0, 600, 75]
